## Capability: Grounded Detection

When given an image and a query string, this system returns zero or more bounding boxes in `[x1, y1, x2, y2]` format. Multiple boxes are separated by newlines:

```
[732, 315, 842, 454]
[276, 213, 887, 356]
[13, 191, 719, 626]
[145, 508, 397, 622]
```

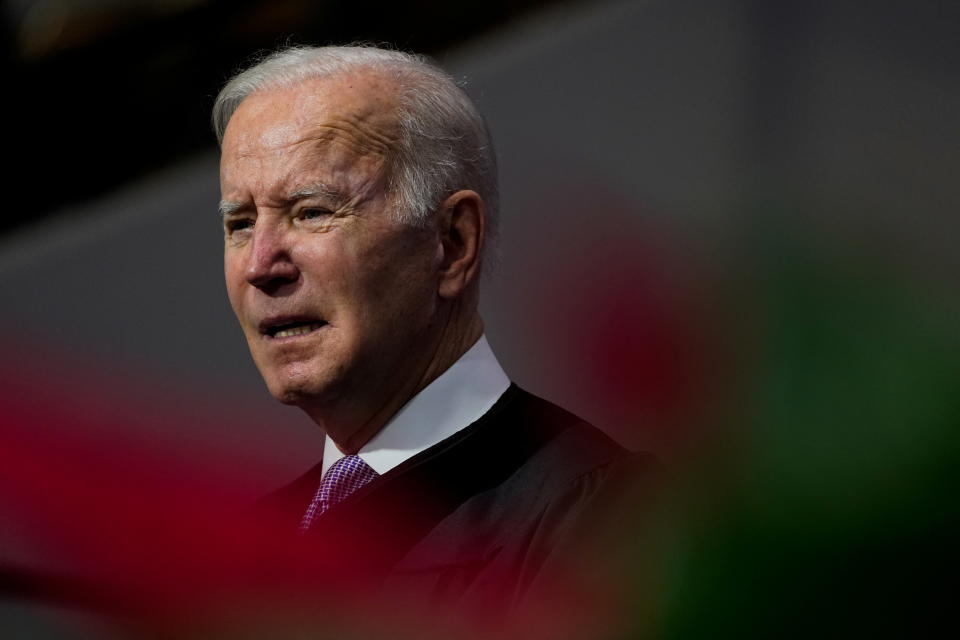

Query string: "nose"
[244, 221, 300, 291]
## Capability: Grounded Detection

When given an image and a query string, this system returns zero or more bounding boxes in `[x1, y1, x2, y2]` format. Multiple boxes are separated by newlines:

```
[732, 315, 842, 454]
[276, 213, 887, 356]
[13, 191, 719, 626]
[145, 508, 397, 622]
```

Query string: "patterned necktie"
[299, 454, 379, 532]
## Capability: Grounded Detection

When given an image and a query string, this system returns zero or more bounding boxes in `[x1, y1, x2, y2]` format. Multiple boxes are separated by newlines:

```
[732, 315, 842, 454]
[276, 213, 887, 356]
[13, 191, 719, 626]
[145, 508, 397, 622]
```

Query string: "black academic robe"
[258, 384, 657, 626]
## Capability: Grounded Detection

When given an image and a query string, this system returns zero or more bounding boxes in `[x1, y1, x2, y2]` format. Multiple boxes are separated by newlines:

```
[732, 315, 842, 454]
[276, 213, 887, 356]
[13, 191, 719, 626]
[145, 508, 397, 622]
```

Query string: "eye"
[296, 207, 336, 229]
[300, 207, 332, 220]
[224, 217, 254, 235]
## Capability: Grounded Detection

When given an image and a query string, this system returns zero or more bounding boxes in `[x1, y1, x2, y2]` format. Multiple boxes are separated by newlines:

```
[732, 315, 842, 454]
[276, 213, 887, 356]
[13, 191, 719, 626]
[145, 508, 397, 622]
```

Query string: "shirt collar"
[321, 335, 510, 477]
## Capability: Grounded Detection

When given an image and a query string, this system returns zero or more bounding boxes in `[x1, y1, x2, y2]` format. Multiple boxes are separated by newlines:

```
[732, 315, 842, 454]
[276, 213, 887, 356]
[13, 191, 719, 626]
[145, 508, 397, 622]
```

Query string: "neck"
[305, 301, 484, 455]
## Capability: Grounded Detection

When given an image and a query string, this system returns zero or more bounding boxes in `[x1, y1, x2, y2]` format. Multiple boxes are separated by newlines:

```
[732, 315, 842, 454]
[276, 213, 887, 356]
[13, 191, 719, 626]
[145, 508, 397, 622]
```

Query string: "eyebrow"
[218, 182, 349, 220]
[218, 200, 243, 218]
[288, 182, 350, 208]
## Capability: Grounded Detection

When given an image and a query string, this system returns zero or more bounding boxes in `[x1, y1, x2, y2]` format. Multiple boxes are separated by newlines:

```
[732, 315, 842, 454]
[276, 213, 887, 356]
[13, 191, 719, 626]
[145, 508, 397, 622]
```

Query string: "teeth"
[273, 322, 324, 338]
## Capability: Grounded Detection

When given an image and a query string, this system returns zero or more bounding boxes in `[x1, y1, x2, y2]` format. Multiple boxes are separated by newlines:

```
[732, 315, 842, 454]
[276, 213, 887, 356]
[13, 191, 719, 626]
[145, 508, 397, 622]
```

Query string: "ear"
[436, 190, 485, 299]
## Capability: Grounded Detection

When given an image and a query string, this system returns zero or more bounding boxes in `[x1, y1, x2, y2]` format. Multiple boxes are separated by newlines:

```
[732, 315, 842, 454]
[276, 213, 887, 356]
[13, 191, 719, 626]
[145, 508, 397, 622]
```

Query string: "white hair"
[212, 45, 499, 239]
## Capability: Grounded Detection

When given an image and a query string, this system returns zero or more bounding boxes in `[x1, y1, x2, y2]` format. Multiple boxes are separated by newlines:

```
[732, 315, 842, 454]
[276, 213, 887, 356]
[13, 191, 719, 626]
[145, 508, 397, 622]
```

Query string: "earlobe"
[437, 190, 485, 299]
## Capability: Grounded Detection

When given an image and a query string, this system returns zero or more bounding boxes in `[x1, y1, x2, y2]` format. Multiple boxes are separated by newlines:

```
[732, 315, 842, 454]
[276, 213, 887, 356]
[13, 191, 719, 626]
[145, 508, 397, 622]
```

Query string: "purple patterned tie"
[299, 454, 379, 532]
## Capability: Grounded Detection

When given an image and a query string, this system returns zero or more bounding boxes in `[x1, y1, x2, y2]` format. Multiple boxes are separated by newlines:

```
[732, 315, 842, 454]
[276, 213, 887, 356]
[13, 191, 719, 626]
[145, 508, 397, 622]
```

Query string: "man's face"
[220, 74, 441, 414]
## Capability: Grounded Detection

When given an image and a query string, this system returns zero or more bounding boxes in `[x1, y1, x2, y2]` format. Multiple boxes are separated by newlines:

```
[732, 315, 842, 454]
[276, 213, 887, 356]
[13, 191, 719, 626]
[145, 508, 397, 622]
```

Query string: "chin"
[273, 387, 310, 406]
[262, 365, 339, 408]
[266, 376, 320, 406]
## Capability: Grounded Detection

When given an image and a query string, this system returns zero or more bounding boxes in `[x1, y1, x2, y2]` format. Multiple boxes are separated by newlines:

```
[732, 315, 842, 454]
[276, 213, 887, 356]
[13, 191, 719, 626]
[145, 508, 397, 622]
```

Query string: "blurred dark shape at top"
[3, 0, 565, 237]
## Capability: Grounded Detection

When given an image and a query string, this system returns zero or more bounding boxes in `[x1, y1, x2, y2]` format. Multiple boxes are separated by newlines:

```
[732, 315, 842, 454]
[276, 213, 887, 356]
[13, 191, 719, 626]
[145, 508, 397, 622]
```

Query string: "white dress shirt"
[321, 335, 511, 477]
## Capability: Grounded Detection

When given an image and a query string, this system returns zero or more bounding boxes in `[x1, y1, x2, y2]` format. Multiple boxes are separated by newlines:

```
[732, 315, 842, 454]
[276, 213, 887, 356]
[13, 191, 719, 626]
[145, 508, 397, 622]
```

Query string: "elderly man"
[214, 45, 651, 617]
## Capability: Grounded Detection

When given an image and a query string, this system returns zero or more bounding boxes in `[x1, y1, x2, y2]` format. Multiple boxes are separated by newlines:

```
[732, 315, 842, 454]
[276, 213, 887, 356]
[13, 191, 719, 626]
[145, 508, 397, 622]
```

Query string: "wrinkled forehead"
[221, 71, 402, 158]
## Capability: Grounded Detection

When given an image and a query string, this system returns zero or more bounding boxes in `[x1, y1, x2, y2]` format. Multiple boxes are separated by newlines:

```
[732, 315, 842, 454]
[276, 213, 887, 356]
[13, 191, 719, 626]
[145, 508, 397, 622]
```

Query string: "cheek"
[223, 253, 257, 331]
[366, 255, 437, 325]
[223, 262, 244, 313]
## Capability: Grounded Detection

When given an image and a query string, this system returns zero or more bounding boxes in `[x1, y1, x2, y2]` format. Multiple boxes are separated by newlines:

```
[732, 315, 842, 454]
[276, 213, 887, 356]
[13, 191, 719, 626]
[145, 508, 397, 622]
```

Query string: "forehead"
[220, 72, 401, 188]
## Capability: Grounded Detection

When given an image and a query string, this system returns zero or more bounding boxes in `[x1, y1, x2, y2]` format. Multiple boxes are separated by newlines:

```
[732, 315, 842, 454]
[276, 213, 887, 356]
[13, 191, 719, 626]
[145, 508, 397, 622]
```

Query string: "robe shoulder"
[251, 384, 661, 614]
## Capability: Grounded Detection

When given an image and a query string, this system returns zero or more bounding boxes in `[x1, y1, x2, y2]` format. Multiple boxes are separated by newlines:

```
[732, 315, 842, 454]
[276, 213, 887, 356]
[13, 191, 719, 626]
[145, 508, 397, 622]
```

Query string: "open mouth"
[263, 320, 327, 339]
